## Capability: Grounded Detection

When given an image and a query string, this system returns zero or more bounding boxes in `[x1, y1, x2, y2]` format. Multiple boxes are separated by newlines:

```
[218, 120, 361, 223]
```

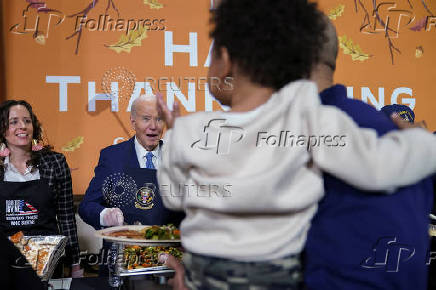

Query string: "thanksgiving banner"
[2, 0, 436, 194]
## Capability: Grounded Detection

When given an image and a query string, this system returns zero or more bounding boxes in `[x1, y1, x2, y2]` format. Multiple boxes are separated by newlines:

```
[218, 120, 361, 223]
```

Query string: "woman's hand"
[156, 92, 180, 129]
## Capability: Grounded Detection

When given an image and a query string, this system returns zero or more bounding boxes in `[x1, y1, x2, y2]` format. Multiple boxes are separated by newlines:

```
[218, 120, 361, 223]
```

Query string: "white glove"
[100, 208, 124, 227]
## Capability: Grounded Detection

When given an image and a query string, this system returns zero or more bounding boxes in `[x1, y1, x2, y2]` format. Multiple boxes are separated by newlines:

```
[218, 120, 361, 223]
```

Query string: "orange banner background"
[2, 0, 436, 195]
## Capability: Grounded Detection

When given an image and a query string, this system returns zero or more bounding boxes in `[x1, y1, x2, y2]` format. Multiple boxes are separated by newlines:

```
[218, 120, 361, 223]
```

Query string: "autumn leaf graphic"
[338, 35, 371, 62]
[144, 0, 164, 9]
[328, 4, 345, 20]
[415, 46, 424, 58]
[105, 26, 148, 53]
[62, 136, 84, 152]
[410, 17, 428, 32]
[34, 33, 46, 45]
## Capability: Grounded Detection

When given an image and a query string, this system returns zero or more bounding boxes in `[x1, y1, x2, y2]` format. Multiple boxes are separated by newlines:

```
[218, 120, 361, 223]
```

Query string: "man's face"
[131, 100, 164, 151]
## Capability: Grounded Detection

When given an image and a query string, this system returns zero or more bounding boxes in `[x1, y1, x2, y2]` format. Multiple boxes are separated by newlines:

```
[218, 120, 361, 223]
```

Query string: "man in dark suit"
[79, 93, 183, 229]
[304, 17, 433, 290]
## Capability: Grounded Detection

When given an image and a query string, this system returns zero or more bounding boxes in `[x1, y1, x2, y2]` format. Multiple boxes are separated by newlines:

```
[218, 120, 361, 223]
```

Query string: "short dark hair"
[210, 0, 326, 90]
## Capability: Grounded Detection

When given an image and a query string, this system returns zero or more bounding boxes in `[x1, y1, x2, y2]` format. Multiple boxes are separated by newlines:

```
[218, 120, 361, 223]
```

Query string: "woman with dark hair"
[0, 100, 82, 277]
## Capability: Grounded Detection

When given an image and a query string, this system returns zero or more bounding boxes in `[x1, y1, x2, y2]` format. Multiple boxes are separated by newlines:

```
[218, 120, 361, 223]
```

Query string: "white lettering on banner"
[204, 41, 213, 67]
[166, 82, 196, 112]
[361, 87, 385, 110]
[45, 77, 419, 113]
[391, 87, 415, 109]
[88, 82, 119, 112]
[164, 31, 198, 66]
[127, 82, 154, 111]
[346, 86, 415, 109]
[347, 87, 354, 99]
[46, 76, 81, 112]
[204, 83, 230, 112]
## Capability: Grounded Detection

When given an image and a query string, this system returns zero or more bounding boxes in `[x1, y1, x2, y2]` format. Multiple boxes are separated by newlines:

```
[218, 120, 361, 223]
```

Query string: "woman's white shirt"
[3, 156, 40, 182]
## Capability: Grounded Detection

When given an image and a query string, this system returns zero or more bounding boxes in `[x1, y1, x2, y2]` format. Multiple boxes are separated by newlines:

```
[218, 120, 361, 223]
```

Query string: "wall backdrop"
[2, 0, 436, 194]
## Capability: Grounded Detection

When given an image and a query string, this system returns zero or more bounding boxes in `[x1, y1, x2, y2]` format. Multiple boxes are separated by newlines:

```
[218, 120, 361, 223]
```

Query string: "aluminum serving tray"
[119, 266, 175, 277]
[116, 244, 176, 277]
[20, 235, 67, 281]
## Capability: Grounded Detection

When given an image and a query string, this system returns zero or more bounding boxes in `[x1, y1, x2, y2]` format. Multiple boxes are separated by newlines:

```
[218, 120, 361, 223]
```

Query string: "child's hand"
[391, 113, 428, 130]
[159, 253, 187, 290]
[157, 92, 180, 129]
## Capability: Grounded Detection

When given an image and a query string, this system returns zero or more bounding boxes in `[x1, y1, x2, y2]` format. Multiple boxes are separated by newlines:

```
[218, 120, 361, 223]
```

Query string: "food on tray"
[105, 230, 144, 239]
[142, 224, 180, 240]
[123, 245, 183, 270]
[10, 231, 24, 243]
[9, 231, 60, 277]
[104, 224, 180, 240]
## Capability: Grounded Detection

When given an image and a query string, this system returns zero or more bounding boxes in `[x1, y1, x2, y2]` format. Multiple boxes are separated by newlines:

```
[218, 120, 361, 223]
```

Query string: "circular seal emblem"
[102, 172, 137, 209]
[135, 183, 156, 210]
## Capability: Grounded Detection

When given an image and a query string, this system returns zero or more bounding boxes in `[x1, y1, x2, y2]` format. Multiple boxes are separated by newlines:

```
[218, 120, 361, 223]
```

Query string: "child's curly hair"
[210, 0, 326, 90]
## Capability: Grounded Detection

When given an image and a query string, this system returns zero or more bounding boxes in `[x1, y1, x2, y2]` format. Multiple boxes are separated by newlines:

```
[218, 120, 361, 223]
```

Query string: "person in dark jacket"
[0, 100, 82, 277]
[304, 16, 433, 290]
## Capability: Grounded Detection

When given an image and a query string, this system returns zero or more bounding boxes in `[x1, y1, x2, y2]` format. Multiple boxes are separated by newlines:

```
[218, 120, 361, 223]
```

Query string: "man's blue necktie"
[145, 152, 155, 169]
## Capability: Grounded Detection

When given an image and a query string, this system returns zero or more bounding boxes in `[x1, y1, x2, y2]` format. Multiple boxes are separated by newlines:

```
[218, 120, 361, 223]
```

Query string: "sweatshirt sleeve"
[310, 104, 436, 191]
[158, 127, 188, 210]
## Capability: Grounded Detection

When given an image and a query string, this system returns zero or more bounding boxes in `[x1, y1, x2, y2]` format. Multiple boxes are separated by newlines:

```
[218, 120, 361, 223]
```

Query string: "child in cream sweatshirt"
[157, 0, 436, 288]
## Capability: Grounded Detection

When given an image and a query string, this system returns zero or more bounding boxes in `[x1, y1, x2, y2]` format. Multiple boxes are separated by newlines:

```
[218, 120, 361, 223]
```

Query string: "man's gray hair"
[131, 93, 157, 118]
